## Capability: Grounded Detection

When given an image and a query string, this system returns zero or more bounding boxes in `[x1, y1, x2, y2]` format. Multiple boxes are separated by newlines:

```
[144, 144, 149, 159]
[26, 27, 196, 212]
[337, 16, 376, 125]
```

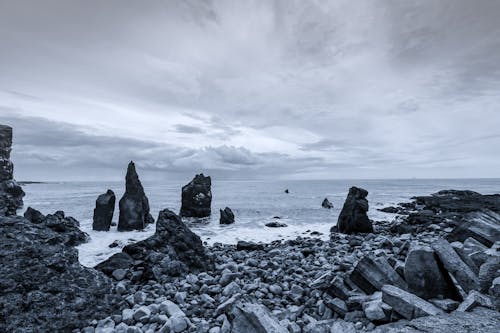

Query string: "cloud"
[0, 0, 500, 179]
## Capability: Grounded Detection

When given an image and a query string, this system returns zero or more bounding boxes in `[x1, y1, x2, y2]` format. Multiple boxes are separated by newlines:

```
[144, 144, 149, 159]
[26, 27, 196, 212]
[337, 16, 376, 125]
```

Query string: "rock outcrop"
[97, 209, 213, 282]
[24, 208, 89, 246]
[322, 197, 333, 209]
[0, 215, 118, 332]
[93, 189, 116, 231]
[117, 161, 154, 231]
[335, 186, 373, 234]
[0, 124, 24, 216]
[180, 174, 212, 218]
[219, 207, 235, 224]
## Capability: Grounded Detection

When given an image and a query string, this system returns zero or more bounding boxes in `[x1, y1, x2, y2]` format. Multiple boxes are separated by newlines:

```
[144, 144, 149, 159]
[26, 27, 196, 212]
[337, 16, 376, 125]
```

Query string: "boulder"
[479, 257, 500, 293]
[236, 241, 264, 251]
[265, 221, 287, 228]
[447, 210, 500, 247]
[24, 206, 45, 224]
[93, 189, 116, 231]
[431, 239, 480, 293]
[335, 186, 373, 234]
[117, 161, 154, 231]
[0, 215, 119, 332]
[94, 252, 134, 276]
[381, 285, 444, 320]
[322, 198, 333, 209]
[404, 245, 459, 300]
[219, 207, 235, 225]
[350, 255, 407, 294]
[99, 209, 213, 282]
[0, 124, 24, 216]
[457, 290, 494, 312]
[226, 301, 288, 333]
[180, 174, 212, 218]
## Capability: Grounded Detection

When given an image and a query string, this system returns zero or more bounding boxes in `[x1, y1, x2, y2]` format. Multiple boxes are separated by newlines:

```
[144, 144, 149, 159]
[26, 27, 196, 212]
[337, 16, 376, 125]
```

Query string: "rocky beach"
[1, 124, 500, 333]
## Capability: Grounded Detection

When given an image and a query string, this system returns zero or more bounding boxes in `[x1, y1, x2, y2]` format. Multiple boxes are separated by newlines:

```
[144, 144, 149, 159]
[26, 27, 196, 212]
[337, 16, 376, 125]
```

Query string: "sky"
[1, 0, 500, 181]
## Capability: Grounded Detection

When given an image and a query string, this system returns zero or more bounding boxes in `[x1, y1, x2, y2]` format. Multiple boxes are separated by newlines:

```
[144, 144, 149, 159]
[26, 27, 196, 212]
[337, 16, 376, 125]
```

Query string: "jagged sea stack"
[334, 186, 373, 234]
[117, 162, 154, 231]
[322, 197, 333, 209]
[180, 173, 212, 218]
[220, 207, 235, 224]
[93, 189, 116, 231]
[0, 124, 24, 216]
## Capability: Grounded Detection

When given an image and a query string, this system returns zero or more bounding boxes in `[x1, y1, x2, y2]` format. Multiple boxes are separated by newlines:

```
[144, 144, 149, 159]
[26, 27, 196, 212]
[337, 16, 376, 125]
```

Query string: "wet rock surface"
[118, 162, 154, 231]
[0, 124, 24, 216]
[93, 189, 116, 231]
[180, 174, 212, 218]
[322, 198, 333, 209]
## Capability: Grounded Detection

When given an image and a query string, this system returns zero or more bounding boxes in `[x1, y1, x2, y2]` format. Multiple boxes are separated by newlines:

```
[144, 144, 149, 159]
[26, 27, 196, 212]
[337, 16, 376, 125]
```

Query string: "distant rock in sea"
[117, 161, 154, 231]
[180, 173, 212, 218]
[335, 186, 373, 234]
[0, 124, 24, 216]
[322, 197, 333, 209]
[219, 206, 235, 224]
[93, 189, 116, 231]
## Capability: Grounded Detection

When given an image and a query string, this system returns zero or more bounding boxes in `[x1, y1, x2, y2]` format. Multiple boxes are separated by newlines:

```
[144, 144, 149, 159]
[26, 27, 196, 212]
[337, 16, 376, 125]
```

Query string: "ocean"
[21, 178, 500, 267]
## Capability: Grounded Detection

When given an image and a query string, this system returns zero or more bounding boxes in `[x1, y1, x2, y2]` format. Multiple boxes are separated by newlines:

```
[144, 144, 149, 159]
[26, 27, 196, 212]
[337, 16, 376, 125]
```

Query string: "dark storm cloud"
[1, 0, 500, 179]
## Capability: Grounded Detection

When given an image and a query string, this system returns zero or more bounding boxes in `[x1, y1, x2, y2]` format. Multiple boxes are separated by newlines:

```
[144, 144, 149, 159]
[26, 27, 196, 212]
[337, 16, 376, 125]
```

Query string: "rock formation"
[219, 207, 235, 224]
[0, 214, 118, 332]
[335, 186, 373, 234]
[117, 161, 154, 231]
[24, 208, 89, 246]
[322, 197, 333, 209]
[97, 209, 214, 282]
[0, 124, 24, 216]
[93, 189, 116, 231]
[180, 173, 212, 218]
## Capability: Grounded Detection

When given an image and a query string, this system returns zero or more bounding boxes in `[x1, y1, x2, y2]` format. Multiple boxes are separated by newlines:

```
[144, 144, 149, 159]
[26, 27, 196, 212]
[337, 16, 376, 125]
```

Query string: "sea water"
[21, 178, 500, 267]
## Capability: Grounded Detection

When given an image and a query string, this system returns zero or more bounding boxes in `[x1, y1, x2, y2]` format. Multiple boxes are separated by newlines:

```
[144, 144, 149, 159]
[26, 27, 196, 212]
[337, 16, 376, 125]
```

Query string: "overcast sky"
[1, 0, 500, 181]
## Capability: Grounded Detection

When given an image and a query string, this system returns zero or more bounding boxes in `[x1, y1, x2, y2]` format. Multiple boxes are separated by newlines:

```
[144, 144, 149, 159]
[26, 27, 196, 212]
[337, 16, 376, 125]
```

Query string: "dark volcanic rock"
[378, 206, 400, 214]
[93, 189, 116, 231]
[404, 245, 459, 300]
[322, 197, 334, 209]
[117, 161, 154, 231]
[447, 210, 500, 247]
[350, 254, 407, 294]
[43, 211, 89, 246]
[414, 190, 500, 213]
[0, 124, 24, 216]
[0, 215, 118, 332]
[180, 173, 212, 218]
[24, 206, 45, 224]
[94, 252, 134, 276]
[265, 221, 288, 227]
[236, 241, 264, 251]
[335, 186, 373, 234]
[99, 209, 213, 282]
[219, 207, 235, 224]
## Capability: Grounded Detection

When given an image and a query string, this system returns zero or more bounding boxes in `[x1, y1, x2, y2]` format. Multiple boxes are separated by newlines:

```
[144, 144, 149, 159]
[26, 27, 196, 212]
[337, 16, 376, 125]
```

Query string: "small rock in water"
[219, 207, 235, 225]
[265, 221, 288, 228]
[322, 197, 333, 209]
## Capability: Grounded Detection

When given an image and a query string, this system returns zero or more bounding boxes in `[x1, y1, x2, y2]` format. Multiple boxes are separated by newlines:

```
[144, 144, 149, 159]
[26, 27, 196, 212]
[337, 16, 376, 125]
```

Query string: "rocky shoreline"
[1, 124, 499, 333]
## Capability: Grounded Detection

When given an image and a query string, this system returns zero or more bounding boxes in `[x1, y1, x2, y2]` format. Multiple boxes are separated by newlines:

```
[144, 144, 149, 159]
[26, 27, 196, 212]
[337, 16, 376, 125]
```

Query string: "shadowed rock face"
[220, 207, 235, 224]
[0, 215, 118, 332]
[93, 189, 116, 231]
[97, 209, 214, 282]
[180, 174, 212, 218]
[0, 124, 24, 216]
[335, 186, 373, 234]
[117, 162, 154, 231]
